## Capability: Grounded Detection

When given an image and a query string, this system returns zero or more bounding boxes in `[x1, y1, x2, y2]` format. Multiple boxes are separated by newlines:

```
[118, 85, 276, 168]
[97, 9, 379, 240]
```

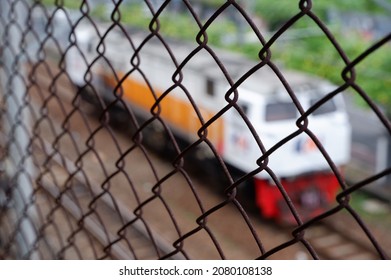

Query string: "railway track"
[41, 183, 177, 260]
[35, 140, 184, 260]
[20, 67, 185, 259]
[34, 124, 385, 260]
[305, 221, 380, 260]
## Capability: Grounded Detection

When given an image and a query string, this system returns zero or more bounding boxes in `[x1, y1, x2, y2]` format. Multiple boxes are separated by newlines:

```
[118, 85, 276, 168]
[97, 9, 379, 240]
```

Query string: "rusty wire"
[0, 0, 390, 260]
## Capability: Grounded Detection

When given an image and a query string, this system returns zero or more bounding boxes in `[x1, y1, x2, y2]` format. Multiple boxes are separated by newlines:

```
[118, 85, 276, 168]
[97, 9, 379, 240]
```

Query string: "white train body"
[224, 81, 350, 179]
[62, 22, 352, 222]
[66, 23, 351, 181]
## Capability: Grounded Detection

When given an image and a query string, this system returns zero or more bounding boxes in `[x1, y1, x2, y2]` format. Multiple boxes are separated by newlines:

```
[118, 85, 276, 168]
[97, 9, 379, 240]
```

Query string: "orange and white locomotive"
[65, 22, 351, 223]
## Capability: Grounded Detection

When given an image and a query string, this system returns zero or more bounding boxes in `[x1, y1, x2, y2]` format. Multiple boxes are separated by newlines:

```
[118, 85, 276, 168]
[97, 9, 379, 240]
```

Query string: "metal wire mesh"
[0, 0, 390, 260]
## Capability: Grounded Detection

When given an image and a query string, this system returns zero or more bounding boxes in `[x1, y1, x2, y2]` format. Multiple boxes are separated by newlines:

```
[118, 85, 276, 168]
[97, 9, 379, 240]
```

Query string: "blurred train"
[63, 22, 351, 223]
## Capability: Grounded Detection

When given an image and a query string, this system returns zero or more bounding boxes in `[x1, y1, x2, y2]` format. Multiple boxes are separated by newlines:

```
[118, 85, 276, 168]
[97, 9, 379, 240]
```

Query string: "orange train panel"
[104, 72, 225, 149]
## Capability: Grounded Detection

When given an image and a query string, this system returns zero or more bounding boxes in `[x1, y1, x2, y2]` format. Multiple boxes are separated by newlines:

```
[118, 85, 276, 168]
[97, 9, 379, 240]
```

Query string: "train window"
[238, 102, 249, 115]
[87, 41, 93, 53]
[265, 101, 297, 122]
[206, 78, 215, 97]
[310, 97, 337, 115]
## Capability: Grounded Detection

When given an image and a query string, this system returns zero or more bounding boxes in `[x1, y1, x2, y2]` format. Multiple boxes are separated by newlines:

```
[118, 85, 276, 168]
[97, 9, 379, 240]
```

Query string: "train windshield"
[309, 97, 337, 115]
[265, 101, 298, 122]
[264, 98, 338, 122]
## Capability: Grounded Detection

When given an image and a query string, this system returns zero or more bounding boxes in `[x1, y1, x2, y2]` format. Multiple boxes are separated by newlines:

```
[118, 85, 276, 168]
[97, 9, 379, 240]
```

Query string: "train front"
[223, 73, 352, 224]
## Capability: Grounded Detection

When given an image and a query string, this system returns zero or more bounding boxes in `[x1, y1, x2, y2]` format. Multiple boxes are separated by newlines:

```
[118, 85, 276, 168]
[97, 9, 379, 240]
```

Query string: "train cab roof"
[141, 36, 334, 99]
[76, 24, 337, 100]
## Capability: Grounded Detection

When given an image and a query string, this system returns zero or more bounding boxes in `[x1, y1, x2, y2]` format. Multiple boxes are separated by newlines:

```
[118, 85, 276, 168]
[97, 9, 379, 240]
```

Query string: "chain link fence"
[0, 0, 390, 259]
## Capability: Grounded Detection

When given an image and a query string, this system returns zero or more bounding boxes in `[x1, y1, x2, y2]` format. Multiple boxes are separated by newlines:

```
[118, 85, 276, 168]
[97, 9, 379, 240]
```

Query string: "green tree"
[38, 0, 391, 113]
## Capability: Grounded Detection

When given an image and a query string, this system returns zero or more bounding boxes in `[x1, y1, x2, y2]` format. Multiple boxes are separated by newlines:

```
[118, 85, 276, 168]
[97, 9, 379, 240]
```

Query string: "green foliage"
[117, 2, 238, 45]
[249, 1, 391, 112]
[253, 0, 386, 29]
[354, 46, 391, 110]
[36, 0, 81, 10]
[257, 24, 391, 111]
[37, 0, 391, 112]
[90, 3, 109, 21]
